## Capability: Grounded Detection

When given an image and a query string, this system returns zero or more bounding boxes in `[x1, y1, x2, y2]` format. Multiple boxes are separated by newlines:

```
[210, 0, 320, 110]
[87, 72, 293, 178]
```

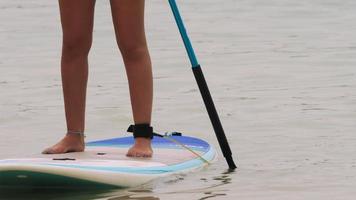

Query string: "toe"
[135, 152, 144, 158]
[41, 149, 50, 154]
[143, 152, 153, 158]
[42, 146, 64, 154]
[126, 149, 134, 157]
[42, 148, 55, 154]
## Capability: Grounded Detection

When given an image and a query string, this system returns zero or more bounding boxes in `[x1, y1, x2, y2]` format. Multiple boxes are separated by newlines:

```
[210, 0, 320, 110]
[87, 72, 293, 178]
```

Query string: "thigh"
[59, 0, 96, 46]
[110, 0, 147, 52]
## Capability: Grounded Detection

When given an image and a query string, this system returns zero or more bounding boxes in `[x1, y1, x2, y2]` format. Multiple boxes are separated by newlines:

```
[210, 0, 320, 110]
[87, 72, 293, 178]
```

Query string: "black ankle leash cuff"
[127, 124, 153, 139]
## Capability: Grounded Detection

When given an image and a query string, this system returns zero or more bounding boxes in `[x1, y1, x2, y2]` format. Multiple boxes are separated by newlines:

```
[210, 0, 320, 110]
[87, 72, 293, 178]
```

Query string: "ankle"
[134, 137, 152, 146]
[65, 133, 85, 141]
[66, 130, 85, 138]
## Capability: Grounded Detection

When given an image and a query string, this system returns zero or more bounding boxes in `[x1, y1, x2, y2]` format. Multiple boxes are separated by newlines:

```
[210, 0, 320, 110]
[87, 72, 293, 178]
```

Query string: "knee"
[119, 43, 149, 63]
[62, 34, 93, 61]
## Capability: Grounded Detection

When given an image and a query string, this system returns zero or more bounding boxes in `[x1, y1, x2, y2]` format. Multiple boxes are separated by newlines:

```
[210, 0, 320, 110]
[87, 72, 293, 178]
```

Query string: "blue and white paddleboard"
[0, 135, 216, 189]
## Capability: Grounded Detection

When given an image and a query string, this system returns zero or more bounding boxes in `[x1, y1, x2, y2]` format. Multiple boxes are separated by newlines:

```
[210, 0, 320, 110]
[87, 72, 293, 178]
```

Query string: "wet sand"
[1, 0, 356, 199]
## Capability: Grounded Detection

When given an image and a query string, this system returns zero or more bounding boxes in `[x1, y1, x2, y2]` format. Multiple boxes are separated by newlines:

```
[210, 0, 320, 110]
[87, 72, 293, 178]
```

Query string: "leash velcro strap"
[127, 124, 154, 139]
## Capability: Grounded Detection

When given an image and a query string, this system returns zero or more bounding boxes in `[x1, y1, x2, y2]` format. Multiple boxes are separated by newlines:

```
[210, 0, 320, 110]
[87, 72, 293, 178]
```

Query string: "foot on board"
[42, 133, 85, 154]
[126, 138, 153, 158]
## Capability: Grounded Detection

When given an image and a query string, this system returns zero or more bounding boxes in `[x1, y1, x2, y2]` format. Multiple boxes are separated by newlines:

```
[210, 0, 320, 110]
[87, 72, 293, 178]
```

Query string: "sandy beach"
[1, 0, 356, 199]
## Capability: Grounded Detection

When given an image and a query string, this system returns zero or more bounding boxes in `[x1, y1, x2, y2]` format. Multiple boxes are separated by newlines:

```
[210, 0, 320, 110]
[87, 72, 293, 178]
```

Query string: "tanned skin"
[42, 0, 153, 157]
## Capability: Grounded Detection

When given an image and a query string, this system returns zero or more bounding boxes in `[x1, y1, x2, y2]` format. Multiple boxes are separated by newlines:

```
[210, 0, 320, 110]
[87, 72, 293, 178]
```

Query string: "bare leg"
[42, 0, 95, 154]
[110, 0, 153, 157]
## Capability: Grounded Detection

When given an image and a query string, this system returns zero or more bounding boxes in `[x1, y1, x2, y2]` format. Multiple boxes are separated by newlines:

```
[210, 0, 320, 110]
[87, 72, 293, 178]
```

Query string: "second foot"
[42, 133, 85, 154]
[126, 138, 153, 158]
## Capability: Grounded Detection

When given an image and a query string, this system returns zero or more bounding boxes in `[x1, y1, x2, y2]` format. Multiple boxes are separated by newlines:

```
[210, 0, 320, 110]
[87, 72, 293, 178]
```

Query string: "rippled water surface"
[1, 0, 356, 199]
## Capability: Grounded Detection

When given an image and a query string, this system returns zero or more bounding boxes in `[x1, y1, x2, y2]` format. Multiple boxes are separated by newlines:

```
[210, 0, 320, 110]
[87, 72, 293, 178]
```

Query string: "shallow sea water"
[0, 0, 356, 199]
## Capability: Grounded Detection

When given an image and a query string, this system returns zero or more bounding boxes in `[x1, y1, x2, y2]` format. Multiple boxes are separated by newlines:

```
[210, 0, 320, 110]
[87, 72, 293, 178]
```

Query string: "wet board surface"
[0, 136, 217, 189]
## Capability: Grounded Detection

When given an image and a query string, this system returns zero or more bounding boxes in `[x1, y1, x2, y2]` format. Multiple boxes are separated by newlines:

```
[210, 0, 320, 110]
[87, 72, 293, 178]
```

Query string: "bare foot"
[126, 138, 153, 158]
[42, 134, 85, 154]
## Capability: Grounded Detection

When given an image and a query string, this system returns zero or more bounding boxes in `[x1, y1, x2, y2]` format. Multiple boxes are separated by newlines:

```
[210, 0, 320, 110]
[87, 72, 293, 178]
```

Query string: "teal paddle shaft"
[168, 0, 237, 169]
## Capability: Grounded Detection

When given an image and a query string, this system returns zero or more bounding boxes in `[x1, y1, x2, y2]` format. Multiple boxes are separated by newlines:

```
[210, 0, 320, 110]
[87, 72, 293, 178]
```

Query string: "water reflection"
[154, 169, 235, 200]
[0, 186, 160, 200]
[0, 169, 235, 200]
[0, 188, 118, 200]
[108, 195, 160, 200]
[107, 188, 160, 200]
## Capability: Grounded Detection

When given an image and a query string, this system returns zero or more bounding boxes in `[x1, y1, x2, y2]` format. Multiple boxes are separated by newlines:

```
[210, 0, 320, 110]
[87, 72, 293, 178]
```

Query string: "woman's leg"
[42, 0, 96, 154]
[110, 0, 153, 157]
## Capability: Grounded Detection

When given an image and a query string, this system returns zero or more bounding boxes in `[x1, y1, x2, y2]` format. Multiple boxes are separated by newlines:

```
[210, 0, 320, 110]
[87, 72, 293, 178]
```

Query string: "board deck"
[0, 135, 217, 189]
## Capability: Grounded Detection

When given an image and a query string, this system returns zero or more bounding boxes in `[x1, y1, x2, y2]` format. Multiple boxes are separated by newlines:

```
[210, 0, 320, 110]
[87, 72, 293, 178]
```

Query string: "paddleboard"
[0, 135, 216, 189]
